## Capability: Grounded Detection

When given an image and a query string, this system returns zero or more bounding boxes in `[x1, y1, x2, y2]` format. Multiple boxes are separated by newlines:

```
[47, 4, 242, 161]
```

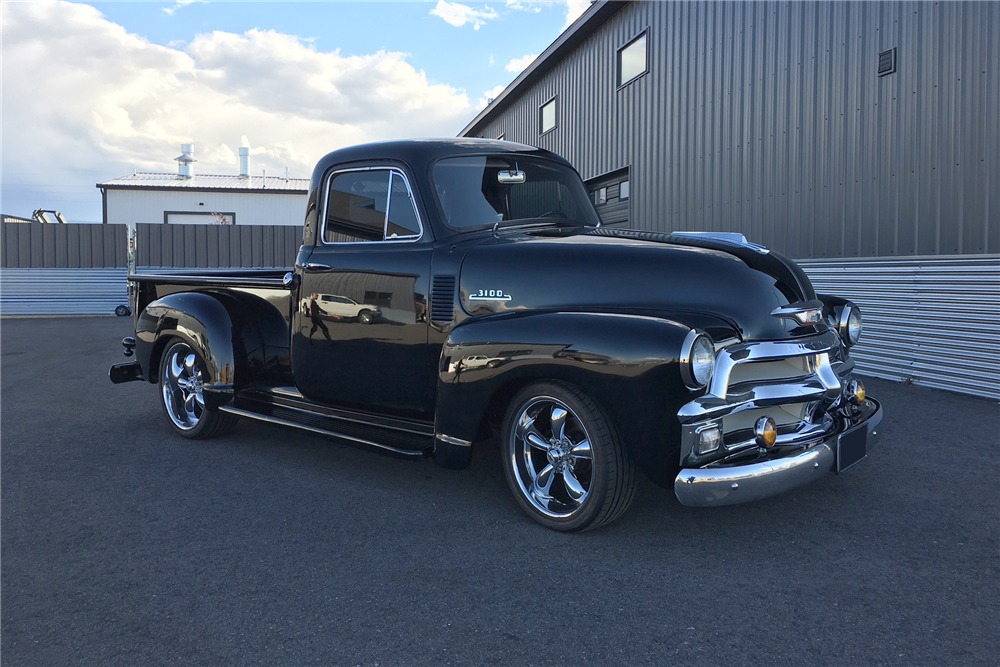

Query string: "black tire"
[500, 381, 636, 532]
[115, 305, 131, 317]
[359, 310, 374, 324]
[158, 340, 238, 439]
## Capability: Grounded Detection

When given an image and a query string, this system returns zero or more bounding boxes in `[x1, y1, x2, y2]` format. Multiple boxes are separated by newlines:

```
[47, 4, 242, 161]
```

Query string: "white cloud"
[562, 0, 590, 31]
[0, 1, 480, 220]
[505, 54, 537, 73]
[163, 0, 198, 17]
[505, 0, 542, 12]
[430, 0, 499, 30]
[475, 85, 507, 111]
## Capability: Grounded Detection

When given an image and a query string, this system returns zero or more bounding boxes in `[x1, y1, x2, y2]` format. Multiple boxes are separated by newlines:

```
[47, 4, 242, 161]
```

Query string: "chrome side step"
[219, 406, 429, 459]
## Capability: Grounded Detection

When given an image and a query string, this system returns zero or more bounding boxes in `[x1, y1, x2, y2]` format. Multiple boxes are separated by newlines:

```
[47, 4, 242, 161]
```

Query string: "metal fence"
[1, 222, 299, 316]
[135, 223, 300, 268]
[1, 222, 128, 268]
[0, 222, 301, 270]
[799, 255, 1000, 400]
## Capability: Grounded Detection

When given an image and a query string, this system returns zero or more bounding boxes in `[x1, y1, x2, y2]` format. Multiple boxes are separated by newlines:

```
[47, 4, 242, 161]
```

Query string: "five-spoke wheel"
[501, 381, 635, 532]
[158, 340, 238, 439]
[161, 343, 206, 430]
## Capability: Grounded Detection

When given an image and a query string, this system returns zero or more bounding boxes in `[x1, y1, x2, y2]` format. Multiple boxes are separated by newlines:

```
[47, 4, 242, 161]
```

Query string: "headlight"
[681, 331, 716, 390]
[838, 304, 863, 347]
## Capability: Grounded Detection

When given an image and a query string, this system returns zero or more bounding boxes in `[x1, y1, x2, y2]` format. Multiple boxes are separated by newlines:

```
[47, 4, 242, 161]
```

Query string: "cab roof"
[309, 138, 569, 187]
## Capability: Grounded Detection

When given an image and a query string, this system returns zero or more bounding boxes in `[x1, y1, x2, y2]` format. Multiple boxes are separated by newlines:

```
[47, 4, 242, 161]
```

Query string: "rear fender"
[135, 292, 237, 410]
[433, 311, 696, 486]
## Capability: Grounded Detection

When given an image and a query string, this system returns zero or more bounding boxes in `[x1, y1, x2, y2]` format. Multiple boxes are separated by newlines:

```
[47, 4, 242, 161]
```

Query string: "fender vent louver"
[430, 275, 457, 324]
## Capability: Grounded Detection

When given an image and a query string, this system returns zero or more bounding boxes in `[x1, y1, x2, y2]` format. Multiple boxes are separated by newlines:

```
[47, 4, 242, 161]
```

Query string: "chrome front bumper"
[674, 398, 883, 507]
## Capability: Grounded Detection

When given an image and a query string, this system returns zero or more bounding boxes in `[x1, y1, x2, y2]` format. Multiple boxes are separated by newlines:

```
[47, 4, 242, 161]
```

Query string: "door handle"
[302, 262, 331, 271]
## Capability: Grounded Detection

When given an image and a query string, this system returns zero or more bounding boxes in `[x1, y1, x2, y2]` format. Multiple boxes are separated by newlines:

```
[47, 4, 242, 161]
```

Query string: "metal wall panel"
[0, 268, 128, 316]
[1, 222, 127, 268]
[105, 189, 307, 226]
[468, 1, 998, 260]
[798, 255, 1000, 400]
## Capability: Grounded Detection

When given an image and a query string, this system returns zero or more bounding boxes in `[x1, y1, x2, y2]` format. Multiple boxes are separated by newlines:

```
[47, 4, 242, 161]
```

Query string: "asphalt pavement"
[2, 316, 997, 666]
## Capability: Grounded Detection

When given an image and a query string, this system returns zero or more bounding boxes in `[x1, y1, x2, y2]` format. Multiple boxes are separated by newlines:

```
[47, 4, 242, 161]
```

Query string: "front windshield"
[431, 155, 601, 230]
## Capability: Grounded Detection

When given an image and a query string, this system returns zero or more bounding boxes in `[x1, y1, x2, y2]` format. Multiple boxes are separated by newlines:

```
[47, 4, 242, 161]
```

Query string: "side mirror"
[497, 170, 526, 184]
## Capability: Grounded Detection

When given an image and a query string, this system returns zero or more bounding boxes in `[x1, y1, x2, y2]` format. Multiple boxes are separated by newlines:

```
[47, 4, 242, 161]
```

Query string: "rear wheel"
[158, 340, 238, 439]
[501, 381, 636, 532]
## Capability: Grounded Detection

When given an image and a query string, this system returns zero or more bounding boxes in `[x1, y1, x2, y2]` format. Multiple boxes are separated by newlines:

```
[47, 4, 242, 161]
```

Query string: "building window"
[617, 31, 648, 87]
[619, 180, 630, 200]
[539, 97, 557, 134]
[596, 187, 607, 205]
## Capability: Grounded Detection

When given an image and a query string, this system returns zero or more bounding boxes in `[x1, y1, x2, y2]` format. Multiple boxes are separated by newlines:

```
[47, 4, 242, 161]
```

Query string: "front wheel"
[358, 309, 374, 324]
[501, 381, 636, 532]
[158, 340, 238, 439]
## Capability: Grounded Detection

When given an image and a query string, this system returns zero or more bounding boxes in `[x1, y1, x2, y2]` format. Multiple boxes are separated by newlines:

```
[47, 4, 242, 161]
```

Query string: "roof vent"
[878, 48, 896, 76]
[174, 143, 196, 179]
[239, 147, 250, 178]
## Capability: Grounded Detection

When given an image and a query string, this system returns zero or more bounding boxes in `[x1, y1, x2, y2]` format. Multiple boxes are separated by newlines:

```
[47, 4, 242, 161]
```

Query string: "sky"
[0, 0, 590, 222]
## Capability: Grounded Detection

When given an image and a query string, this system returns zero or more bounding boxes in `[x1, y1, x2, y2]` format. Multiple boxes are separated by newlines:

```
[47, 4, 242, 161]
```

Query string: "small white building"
[97, 144, 309, 226]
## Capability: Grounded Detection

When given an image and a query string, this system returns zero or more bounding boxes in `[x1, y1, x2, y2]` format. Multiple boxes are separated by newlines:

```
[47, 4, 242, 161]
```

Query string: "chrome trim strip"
[435, 433, 473, 448]
[128, 274, 288, 289]
[218, 406, 428, 458]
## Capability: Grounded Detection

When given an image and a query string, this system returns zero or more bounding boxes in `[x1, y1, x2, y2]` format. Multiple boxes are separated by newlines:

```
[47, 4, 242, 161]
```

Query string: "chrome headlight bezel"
[680, 330, 716, 390]
[837, 303, 863, 347]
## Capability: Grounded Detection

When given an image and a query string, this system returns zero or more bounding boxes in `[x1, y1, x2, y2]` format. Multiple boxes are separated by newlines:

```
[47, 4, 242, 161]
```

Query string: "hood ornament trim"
[771, 300, 825, 325]
[670, 231, 770, 255]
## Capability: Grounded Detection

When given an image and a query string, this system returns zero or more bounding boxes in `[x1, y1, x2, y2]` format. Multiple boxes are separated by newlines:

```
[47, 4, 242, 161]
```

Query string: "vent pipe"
[239, 147, 250, 178]
[174, 143, 196, 179]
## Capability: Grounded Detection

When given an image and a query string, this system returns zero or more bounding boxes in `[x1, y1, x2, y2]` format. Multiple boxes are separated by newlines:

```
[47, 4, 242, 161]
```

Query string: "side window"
[386, 173, 421, 239]
[325, 170, 389, 243]
[324, 169, 422, 243]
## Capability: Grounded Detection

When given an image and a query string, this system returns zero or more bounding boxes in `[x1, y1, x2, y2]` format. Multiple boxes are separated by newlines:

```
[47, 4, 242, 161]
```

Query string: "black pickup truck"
[110, 138, 883, 531]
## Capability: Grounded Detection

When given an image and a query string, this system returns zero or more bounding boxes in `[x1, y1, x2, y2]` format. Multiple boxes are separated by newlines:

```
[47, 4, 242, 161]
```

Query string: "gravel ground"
[2, 316, 997, 666]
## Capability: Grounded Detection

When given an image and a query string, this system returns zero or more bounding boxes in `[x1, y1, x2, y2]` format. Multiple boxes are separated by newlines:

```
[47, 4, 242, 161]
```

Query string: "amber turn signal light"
[754, 416, 777, 448]
[848, 379, 866, 405]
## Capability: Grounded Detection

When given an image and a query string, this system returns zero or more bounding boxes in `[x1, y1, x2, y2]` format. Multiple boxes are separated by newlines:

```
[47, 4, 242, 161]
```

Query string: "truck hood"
[458, 227, 818, 341]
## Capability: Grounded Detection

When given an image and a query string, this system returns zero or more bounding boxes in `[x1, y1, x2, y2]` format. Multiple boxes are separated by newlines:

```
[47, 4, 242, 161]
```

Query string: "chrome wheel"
[510, 397, 594, 518]
[161, 343, 205, 430]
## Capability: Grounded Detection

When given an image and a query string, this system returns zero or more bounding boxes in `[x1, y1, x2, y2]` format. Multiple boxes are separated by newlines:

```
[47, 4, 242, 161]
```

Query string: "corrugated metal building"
[97, 144, 309, 227]
[460, 0, 999, 399]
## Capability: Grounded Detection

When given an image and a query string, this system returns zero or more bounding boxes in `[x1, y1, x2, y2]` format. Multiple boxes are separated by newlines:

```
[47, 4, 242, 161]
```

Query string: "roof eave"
[458, 0, 628, 138]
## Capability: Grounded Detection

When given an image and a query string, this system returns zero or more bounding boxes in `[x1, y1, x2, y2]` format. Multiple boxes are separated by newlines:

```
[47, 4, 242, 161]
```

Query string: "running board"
[219, 406, 429, 459]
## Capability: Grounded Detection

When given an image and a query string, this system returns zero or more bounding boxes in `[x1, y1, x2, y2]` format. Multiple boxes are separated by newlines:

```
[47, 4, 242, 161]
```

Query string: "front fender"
[135, 292, 237, 409]
[434, 311, 697, 486]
